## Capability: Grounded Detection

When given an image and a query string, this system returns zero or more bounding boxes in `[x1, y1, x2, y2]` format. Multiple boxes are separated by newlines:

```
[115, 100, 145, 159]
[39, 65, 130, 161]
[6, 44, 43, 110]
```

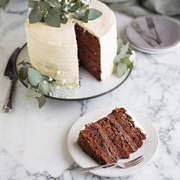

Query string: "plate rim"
[15, 44, 132, 101]
[126, 15, 180, 52]
[67, 106, 159, 177]
[127, 36, 179, 54]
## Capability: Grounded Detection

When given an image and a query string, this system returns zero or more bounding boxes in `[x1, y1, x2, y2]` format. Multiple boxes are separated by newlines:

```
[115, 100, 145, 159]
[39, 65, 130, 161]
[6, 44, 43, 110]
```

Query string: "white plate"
[15, 44, 131, 101]
[126, 15, 180, 52]
[67, 107, 159, 177]
[127, 36, 179, 54]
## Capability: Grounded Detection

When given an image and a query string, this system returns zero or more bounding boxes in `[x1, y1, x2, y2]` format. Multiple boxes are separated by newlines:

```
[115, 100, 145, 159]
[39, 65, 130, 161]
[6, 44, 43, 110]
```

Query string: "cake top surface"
[74, 0, 116, 37]
[25, 18, 77, 45]
[25, 0, 116, 43]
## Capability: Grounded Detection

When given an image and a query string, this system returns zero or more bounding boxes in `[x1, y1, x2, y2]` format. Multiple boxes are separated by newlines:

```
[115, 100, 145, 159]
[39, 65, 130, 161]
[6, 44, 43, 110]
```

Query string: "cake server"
[3, 48, 20, 112]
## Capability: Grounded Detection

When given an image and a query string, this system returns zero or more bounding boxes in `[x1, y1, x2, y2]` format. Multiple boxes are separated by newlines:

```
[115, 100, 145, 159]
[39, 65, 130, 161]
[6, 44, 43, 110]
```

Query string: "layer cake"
[25, 0, 117, 88]
[77, 107, 146, 165]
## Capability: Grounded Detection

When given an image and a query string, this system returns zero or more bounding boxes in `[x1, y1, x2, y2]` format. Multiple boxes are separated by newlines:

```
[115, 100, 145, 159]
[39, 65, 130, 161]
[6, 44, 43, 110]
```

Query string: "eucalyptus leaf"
[70, 4, 79, 12]
[45, 0, 61, 8]
[28, 68, 43, 86]
[83, 9, 90, 23]
[26, 88, 41, 98]
[117, 62, 128, 78]
[113, 54, 124, 64]
[117, 39, 123, 49]
[18, 60, 26, 66]
[61, 16, 68, 24]
[117, 39, 123, 54]
[121, 57, 134, 69]
[29, 6, 43, 24]
[44, 8, 61, 27]
[88, 8, 102, 20]
[74, 11, 85, 20]
[128, 62, 134, 69]
[119, 43, 129, 56]
[39, 1, 51, 10]
[19, 66, 29, 81]
[37, 94, 46, 108]
[53, 7, 62, 14]
[28, 1, 38, 8]
[39, 80, 51, 95]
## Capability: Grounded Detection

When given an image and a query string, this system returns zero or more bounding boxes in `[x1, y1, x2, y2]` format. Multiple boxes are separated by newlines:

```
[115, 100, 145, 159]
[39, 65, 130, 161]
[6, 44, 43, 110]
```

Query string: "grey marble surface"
[0, 0, 180, 180]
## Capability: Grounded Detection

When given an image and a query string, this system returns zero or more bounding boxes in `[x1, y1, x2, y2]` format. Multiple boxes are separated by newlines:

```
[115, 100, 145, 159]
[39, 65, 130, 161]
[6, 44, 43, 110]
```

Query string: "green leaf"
[61, 16, 68, 24]
[119, 42, 129, 56]
[18, 60, 26, 66]
[28, 68, 43, 87]
[117, 39, 123, 54]
[121, 57, 134, 69]
[45, 0, 61, 8]
[37, 94, 46, 108]
[113, 54, 124, 64]
[26, 88, 41, 98]
[83, 9, 90, 23]
[116, 62, 128, 78]
[29, 6, 43, 24]
[74, 11, 85, 20]
[117, 39, 123, 49]
[28, 1, 38, 8]
[44, 8, 61, 27]
[53, 7, 62, 14]
[39, 1, 51, 11]
[39, 80, 51, 95]
[19, 66, 29, 81]
[88, 8, 102, 20]
[70, 4, 79, 12]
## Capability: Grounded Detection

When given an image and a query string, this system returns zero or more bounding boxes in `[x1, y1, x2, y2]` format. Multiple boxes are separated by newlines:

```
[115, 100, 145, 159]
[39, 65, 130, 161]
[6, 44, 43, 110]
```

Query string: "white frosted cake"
[25, 0, 117, 88]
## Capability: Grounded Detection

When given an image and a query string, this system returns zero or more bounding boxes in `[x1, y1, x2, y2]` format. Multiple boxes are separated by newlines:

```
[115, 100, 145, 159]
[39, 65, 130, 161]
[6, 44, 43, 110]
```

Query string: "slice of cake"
[77, 107, 146, 165]
[25, 0, 117, 88]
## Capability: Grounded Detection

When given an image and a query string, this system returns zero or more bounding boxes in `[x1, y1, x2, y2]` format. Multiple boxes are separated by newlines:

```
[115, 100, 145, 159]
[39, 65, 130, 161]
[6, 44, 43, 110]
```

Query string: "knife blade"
[3, 48, 21, 112]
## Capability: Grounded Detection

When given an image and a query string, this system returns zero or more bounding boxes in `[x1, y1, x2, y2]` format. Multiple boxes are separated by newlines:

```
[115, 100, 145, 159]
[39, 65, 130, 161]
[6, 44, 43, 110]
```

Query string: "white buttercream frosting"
[25, 0, 117, 89]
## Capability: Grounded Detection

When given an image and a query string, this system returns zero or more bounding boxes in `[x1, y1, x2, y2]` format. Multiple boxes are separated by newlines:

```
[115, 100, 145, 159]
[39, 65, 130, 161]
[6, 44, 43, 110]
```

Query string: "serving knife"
[3, 48, 20, 112]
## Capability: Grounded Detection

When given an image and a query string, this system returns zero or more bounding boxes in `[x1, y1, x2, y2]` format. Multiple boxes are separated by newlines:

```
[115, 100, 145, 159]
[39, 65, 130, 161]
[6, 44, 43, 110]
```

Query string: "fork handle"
[3, 79, 17, 112]
[153, 28, 163, 45]
[81, 163, 116, 172]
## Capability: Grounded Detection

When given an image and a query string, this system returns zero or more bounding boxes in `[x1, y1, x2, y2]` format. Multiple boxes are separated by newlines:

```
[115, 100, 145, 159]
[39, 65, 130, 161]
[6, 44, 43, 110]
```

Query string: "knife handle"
[3, 79, 17, 112]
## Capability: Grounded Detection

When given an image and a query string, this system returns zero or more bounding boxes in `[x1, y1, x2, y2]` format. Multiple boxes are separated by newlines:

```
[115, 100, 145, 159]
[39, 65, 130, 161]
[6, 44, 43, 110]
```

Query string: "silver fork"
[130, 22, 157, 41]
[129, 23, 157, 47]
[146, 16, 163, 45]
[81, 155, 144, 172]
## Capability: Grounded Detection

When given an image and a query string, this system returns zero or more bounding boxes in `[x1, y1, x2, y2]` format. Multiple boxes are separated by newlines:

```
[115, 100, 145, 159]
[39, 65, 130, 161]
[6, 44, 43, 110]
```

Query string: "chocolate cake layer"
[97, 117, 137, 158]
[78, 123, 119, 165]
[75, 24, 101, 81]
[111, 108, 146, 148]
[77, 107, 146, 165]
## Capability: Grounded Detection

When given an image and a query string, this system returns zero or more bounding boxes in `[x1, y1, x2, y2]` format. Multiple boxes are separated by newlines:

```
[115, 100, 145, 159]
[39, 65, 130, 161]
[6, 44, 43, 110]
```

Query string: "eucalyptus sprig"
[114, 39, 134, 78]
[18, 61, 54, 108]
[28, 0, 102, 27]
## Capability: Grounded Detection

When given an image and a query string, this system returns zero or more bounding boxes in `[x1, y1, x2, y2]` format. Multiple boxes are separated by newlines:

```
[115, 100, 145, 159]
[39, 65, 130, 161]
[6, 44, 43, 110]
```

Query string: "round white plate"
[127, 36, 179, 54]
[126, 15, 180, 52]
[67, 107, 159, 177]
[15, 44, 131, 101]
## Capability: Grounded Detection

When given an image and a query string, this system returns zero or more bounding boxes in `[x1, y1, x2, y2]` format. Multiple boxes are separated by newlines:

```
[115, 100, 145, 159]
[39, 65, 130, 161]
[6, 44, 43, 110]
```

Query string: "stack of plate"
[126, 15, 180, 54]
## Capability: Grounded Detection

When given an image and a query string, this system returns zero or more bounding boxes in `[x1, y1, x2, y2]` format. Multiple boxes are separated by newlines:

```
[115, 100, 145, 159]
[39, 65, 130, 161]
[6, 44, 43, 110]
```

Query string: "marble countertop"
[1, 1, 179, 180]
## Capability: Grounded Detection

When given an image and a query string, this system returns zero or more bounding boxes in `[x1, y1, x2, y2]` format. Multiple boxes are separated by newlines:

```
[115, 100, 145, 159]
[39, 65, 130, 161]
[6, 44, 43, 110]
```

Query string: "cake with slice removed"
[25, 0, 117, 88]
